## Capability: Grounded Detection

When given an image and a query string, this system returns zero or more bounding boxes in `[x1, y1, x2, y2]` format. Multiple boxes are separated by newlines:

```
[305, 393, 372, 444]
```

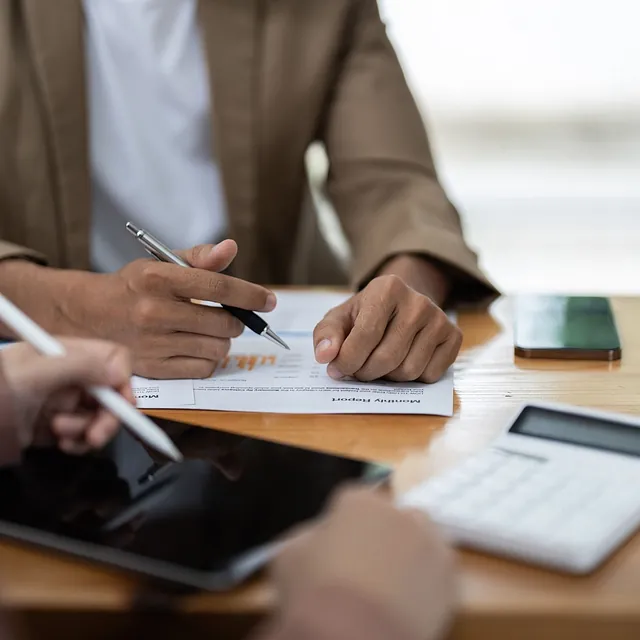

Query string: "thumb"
[27, 341, 132, 396]
[313, 305, 352, 364]
[180, 239, 238, 273]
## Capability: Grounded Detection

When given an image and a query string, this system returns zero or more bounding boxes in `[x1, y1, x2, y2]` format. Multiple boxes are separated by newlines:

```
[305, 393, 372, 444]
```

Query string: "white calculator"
[401, 402, 640, 574]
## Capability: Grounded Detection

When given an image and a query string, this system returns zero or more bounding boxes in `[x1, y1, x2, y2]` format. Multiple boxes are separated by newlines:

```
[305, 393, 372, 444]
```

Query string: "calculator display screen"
[509, 406, 640, 457]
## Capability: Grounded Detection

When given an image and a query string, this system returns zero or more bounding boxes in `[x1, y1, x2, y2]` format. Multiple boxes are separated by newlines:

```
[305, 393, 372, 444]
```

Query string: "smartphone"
[513, 295, 621, 361]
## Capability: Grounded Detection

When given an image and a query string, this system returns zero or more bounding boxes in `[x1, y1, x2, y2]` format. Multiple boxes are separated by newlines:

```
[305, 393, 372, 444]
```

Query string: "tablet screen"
[0, 418, 389, 590]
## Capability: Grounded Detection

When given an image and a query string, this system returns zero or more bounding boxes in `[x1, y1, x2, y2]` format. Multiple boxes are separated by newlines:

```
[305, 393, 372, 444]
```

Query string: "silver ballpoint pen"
[126, 222, 290, 350]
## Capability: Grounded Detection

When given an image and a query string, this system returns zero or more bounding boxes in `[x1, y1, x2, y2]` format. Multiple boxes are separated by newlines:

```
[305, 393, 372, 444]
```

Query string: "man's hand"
[273, 488, 456, 640]
[313, 275, 461, 383]
[0, 240, 276, 379]
[1, 338, 132, 456]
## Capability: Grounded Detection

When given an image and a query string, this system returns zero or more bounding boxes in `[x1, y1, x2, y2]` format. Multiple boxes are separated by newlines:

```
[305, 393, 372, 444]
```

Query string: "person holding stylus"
[0, 340, 457, 640]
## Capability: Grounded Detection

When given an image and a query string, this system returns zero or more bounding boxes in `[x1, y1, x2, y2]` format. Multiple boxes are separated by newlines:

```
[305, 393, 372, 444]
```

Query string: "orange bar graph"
[215, 353, 277, 373]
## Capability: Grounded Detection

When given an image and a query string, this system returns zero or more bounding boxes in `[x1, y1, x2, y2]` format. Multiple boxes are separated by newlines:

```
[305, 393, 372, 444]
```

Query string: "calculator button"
[459, 451, 507, 475]
[489, 459, 534, 485]
[508, 505, 565, 541]
[479, 473, 519, 497]
[473, 506, 517, 534]
[509, 481, 544, 505]
[438, 467, 477, 489]
[553, 481, 597, 511]
[439, 493, 494, 524]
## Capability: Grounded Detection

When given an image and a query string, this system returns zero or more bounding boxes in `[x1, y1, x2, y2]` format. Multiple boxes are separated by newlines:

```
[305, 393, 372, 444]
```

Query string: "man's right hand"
[0, 240, 276, 379]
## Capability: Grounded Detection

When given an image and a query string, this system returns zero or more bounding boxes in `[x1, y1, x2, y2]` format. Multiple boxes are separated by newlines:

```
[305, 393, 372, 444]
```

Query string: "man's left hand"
[313, 275, 461, 383]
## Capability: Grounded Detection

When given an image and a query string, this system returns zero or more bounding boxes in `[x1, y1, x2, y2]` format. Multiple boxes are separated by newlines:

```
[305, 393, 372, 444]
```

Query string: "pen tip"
[264, 327, 290, 351]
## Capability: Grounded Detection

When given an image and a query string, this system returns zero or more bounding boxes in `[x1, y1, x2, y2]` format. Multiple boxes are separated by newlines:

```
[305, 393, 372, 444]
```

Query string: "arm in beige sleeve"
[250, 585, 424, 640]
[321, 0, 498, 306]
[0, 252, 74, 339]
[0, 240, 46, 265]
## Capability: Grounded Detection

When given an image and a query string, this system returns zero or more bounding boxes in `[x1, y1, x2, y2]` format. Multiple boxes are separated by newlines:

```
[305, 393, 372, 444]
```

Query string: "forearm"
[376, 254, 451, 307]
[0, 260, 84, 338]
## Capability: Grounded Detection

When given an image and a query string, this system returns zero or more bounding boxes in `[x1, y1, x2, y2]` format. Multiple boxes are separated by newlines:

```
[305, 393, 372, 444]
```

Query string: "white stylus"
[0, 293, 182, 462]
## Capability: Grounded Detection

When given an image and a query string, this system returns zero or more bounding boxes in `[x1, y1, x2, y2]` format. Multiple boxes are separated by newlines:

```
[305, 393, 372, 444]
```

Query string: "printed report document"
[132, 291, 454, 416]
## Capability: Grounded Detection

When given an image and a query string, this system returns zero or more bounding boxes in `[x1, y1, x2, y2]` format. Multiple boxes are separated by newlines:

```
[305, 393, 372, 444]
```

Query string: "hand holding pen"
[126, 223, 289, 350]
[51, 235, 282, 379]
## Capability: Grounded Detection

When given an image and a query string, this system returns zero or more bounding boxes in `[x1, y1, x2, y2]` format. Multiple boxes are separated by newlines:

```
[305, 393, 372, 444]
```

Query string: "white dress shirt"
[85, 0, 227, 273]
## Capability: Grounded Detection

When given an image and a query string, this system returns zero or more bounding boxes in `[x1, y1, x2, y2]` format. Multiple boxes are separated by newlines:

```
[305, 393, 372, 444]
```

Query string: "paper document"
[131, 377, 194, 408]
[133, 291, 454, 416]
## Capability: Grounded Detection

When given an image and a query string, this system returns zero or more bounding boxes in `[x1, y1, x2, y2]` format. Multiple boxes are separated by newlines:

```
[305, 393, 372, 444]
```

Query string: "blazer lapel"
[22, 0, 91, 269]
[198, 0, 260, 277]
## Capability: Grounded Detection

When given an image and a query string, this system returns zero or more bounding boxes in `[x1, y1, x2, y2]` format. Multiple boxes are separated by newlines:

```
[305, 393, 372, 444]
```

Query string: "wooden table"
[2, 296, 640, 640]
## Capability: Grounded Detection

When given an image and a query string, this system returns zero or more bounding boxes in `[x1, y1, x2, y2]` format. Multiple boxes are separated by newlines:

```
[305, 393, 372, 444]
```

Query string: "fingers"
[324, 304, 392, 380]
[322, 275, 463, 382]
[352, 312, 417, 382]
[133, 261, 276, 312]
[135, 332, 232, 362]
[313, 304, 352, 365]
[132, 298, 244, 338]
[382, 313, 452, 382]
[383, 326, 439, 382]
[27, 340, 132, 396]
[51, 405, 119, 450]
[135, 356, 219, 380]
[418, 328, 462, 383]
[180, 239, 238, 273]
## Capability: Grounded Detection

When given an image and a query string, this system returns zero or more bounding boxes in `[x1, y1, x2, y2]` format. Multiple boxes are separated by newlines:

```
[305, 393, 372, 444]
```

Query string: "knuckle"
[429, 309, 448, 330]
[244, 285, 270, 311]
[407, 297, 434, 326]
[137, 262, 167, 292]
[381, 274, 407, 296]
[421, 368, 442, 384]
[132, 298, 161, 329]
[209, 310, 243, 338]
[191, 360, 217, 379]
[208, 275, 228, 301]
[106, 344, 132, 374]
[135, 359, 161, 379]
[372, 346, 401, 370]
[228, 317, 244, 338]
[190, 244, 208, 263]
[214, 338, 232, 360]
[397, 360, 425, 381]
[355, 317, 385, 343]
[334, 345, 362, 375]
[192, 303, 210, 326]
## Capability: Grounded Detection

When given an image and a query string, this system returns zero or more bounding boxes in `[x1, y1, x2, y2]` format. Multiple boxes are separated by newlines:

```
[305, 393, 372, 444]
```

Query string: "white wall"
[381, 0, 640, 119]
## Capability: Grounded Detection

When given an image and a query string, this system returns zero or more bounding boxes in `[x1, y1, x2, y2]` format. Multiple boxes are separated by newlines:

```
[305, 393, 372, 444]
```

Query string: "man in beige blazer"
[0, 0, 496, 380]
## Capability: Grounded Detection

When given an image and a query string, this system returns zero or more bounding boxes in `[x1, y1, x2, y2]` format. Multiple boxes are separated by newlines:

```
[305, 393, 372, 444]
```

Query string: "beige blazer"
[0, 0, 495, 300]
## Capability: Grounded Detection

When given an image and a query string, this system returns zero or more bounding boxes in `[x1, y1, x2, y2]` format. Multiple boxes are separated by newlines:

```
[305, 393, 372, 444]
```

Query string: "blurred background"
[309, 0, 640, 295]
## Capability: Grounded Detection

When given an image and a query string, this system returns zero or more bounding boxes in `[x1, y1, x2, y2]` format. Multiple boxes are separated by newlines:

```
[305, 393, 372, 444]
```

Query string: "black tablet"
[0, 418, 390, 591]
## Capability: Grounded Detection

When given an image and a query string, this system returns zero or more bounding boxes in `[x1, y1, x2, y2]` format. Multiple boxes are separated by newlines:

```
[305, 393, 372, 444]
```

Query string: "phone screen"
[514, 296, 621, 356]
